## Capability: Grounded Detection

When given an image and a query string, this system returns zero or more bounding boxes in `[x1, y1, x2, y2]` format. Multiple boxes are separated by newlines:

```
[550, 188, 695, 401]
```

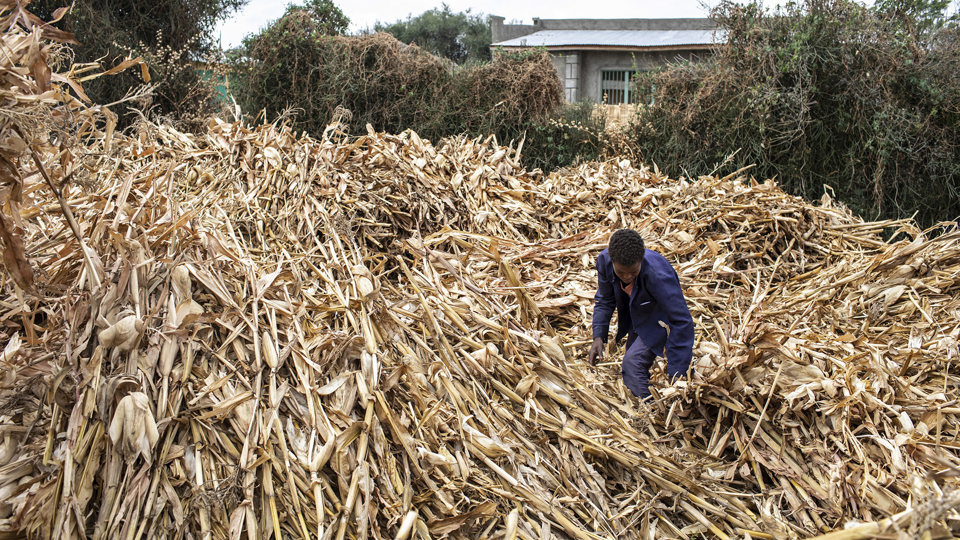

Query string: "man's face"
[612, 261, 641, 284]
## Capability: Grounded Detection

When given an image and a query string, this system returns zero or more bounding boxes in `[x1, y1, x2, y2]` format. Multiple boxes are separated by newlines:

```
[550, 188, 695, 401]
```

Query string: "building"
[490, 17, 719, 103]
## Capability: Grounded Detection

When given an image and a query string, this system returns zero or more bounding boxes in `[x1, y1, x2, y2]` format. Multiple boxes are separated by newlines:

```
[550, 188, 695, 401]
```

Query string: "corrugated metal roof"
[492, 29, 719, 49]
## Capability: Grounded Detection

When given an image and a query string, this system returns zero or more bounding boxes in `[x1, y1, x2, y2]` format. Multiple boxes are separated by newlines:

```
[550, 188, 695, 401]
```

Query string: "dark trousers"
[622, 333, 656, 399]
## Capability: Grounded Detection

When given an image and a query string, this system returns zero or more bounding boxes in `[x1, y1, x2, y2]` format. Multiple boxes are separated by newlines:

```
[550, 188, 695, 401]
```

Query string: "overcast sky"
[214, 0, 785, 49]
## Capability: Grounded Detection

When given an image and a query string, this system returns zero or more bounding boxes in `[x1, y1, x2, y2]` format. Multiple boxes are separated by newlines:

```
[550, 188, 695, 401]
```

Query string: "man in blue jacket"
[588, 229, 695, 400]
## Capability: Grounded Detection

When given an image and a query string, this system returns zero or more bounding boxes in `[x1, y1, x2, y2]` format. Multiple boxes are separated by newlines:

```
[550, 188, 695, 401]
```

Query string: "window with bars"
[600, 69, 638, 104]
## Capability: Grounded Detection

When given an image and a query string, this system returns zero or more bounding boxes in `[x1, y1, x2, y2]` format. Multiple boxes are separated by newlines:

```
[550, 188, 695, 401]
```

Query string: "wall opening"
[600, 69, 638, 104]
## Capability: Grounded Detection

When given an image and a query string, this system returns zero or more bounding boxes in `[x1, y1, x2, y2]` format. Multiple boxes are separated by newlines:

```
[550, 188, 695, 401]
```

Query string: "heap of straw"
[1, 5, 959, 540]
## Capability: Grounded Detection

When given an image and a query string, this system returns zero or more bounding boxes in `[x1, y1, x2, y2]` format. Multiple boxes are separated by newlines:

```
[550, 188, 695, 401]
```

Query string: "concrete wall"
[549, 53, 565, 82]
[490, 16, 537, 43]
[548, 53, 580, 102]
[491, 16, 715, 103]
[560, 54, 581, 102]
[553, 49, 708, 103]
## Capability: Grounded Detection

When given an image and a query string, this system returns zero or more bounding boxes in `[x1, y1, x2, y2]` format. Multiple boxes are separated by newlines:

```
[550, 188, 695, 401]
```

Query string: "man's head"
[608, 229, 645, 284]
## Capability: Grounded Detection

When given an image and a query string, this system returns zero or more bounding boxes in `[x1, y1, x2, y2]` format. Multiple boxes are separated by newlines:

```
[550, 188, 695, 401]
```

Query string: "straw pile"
[2, 6, 960, 540]
[593, 104, 639, 130]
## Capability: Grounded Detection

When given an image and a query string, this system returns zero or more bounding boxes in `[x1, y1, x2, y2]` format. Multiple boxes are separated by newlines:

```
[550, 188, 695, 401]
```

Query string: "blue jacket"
[592, 248, 694, 377]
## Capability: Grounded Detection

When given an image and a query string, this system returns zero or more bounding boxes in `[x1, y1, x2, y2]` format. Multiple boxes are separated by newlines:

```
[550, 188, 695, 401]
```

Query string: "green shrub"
[449, 50, 566, 138]
[233, 30, 450, 136]
[517, 101, 606, 171]
[29, 0, 246, 130]
[230, 22, 564, 150]
[631, 0, 960, 226]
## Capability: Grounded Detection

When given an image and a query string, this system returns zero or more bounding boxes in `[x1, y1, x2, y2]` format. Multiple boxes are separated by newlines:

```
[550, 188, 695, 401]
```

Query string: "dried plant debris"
[1, 8, 960, 540]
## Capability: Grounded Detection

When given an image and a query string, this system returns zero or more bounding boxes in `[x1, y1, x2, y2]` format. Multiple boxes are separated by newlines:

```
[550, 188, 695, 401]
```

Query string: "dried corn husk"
[97, 315, 144, 351]
[0, 6, 958, 540]
[108, 392, 159, 464]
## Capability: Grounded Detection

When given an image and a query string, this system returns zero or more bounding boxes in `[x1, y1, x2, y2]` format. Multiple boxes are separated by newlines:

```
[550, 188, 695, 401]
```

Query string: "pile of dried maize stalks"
[2, 6, 960, 540]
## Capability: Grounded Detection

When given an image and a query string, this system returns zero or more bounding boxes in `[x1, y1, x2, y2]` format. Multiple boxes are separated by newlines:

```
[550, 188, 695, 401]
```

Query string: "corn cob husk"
[0, 6, 959, 540]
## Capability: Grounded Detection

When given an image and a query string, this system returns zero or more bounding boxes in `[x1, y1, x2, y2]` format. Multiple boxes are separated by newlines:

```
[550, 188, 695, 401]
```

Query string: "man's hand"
[588, 337, 605, 365]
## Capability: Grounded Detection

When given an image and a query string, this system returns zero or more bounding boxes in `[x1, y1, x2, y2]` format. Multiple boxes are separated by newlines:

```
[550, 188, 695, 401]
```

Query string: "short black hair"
[608, 229, 645, 266]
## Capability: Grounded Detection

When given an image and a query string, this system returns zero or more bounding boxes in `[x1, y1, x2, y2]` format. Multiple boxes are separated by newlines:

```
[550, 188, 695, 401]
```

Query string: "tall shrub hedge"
[230, 21, 563, 147]
[632, 0, 960, 226]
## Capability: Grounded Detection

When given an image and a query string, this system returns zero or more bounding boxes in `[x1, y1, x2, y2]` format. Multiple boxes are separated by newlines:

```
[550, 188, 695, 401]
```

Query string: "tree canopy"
[253, 0, 350, 39]
[874, 0, 959, 33]
[28, 0, 247, 128]
[374, 4, 491, 64]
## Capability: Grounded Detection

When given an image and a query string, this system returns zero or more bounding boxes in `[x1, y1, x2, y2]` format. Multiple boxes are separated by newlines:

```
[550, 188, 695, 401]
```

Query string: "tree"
[374, 4, 491, 64]
[229, 0, 352, 131]
[874, 0, 959, 34]
[28, 0, 247, 129]
[265, 0, 350, 37]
